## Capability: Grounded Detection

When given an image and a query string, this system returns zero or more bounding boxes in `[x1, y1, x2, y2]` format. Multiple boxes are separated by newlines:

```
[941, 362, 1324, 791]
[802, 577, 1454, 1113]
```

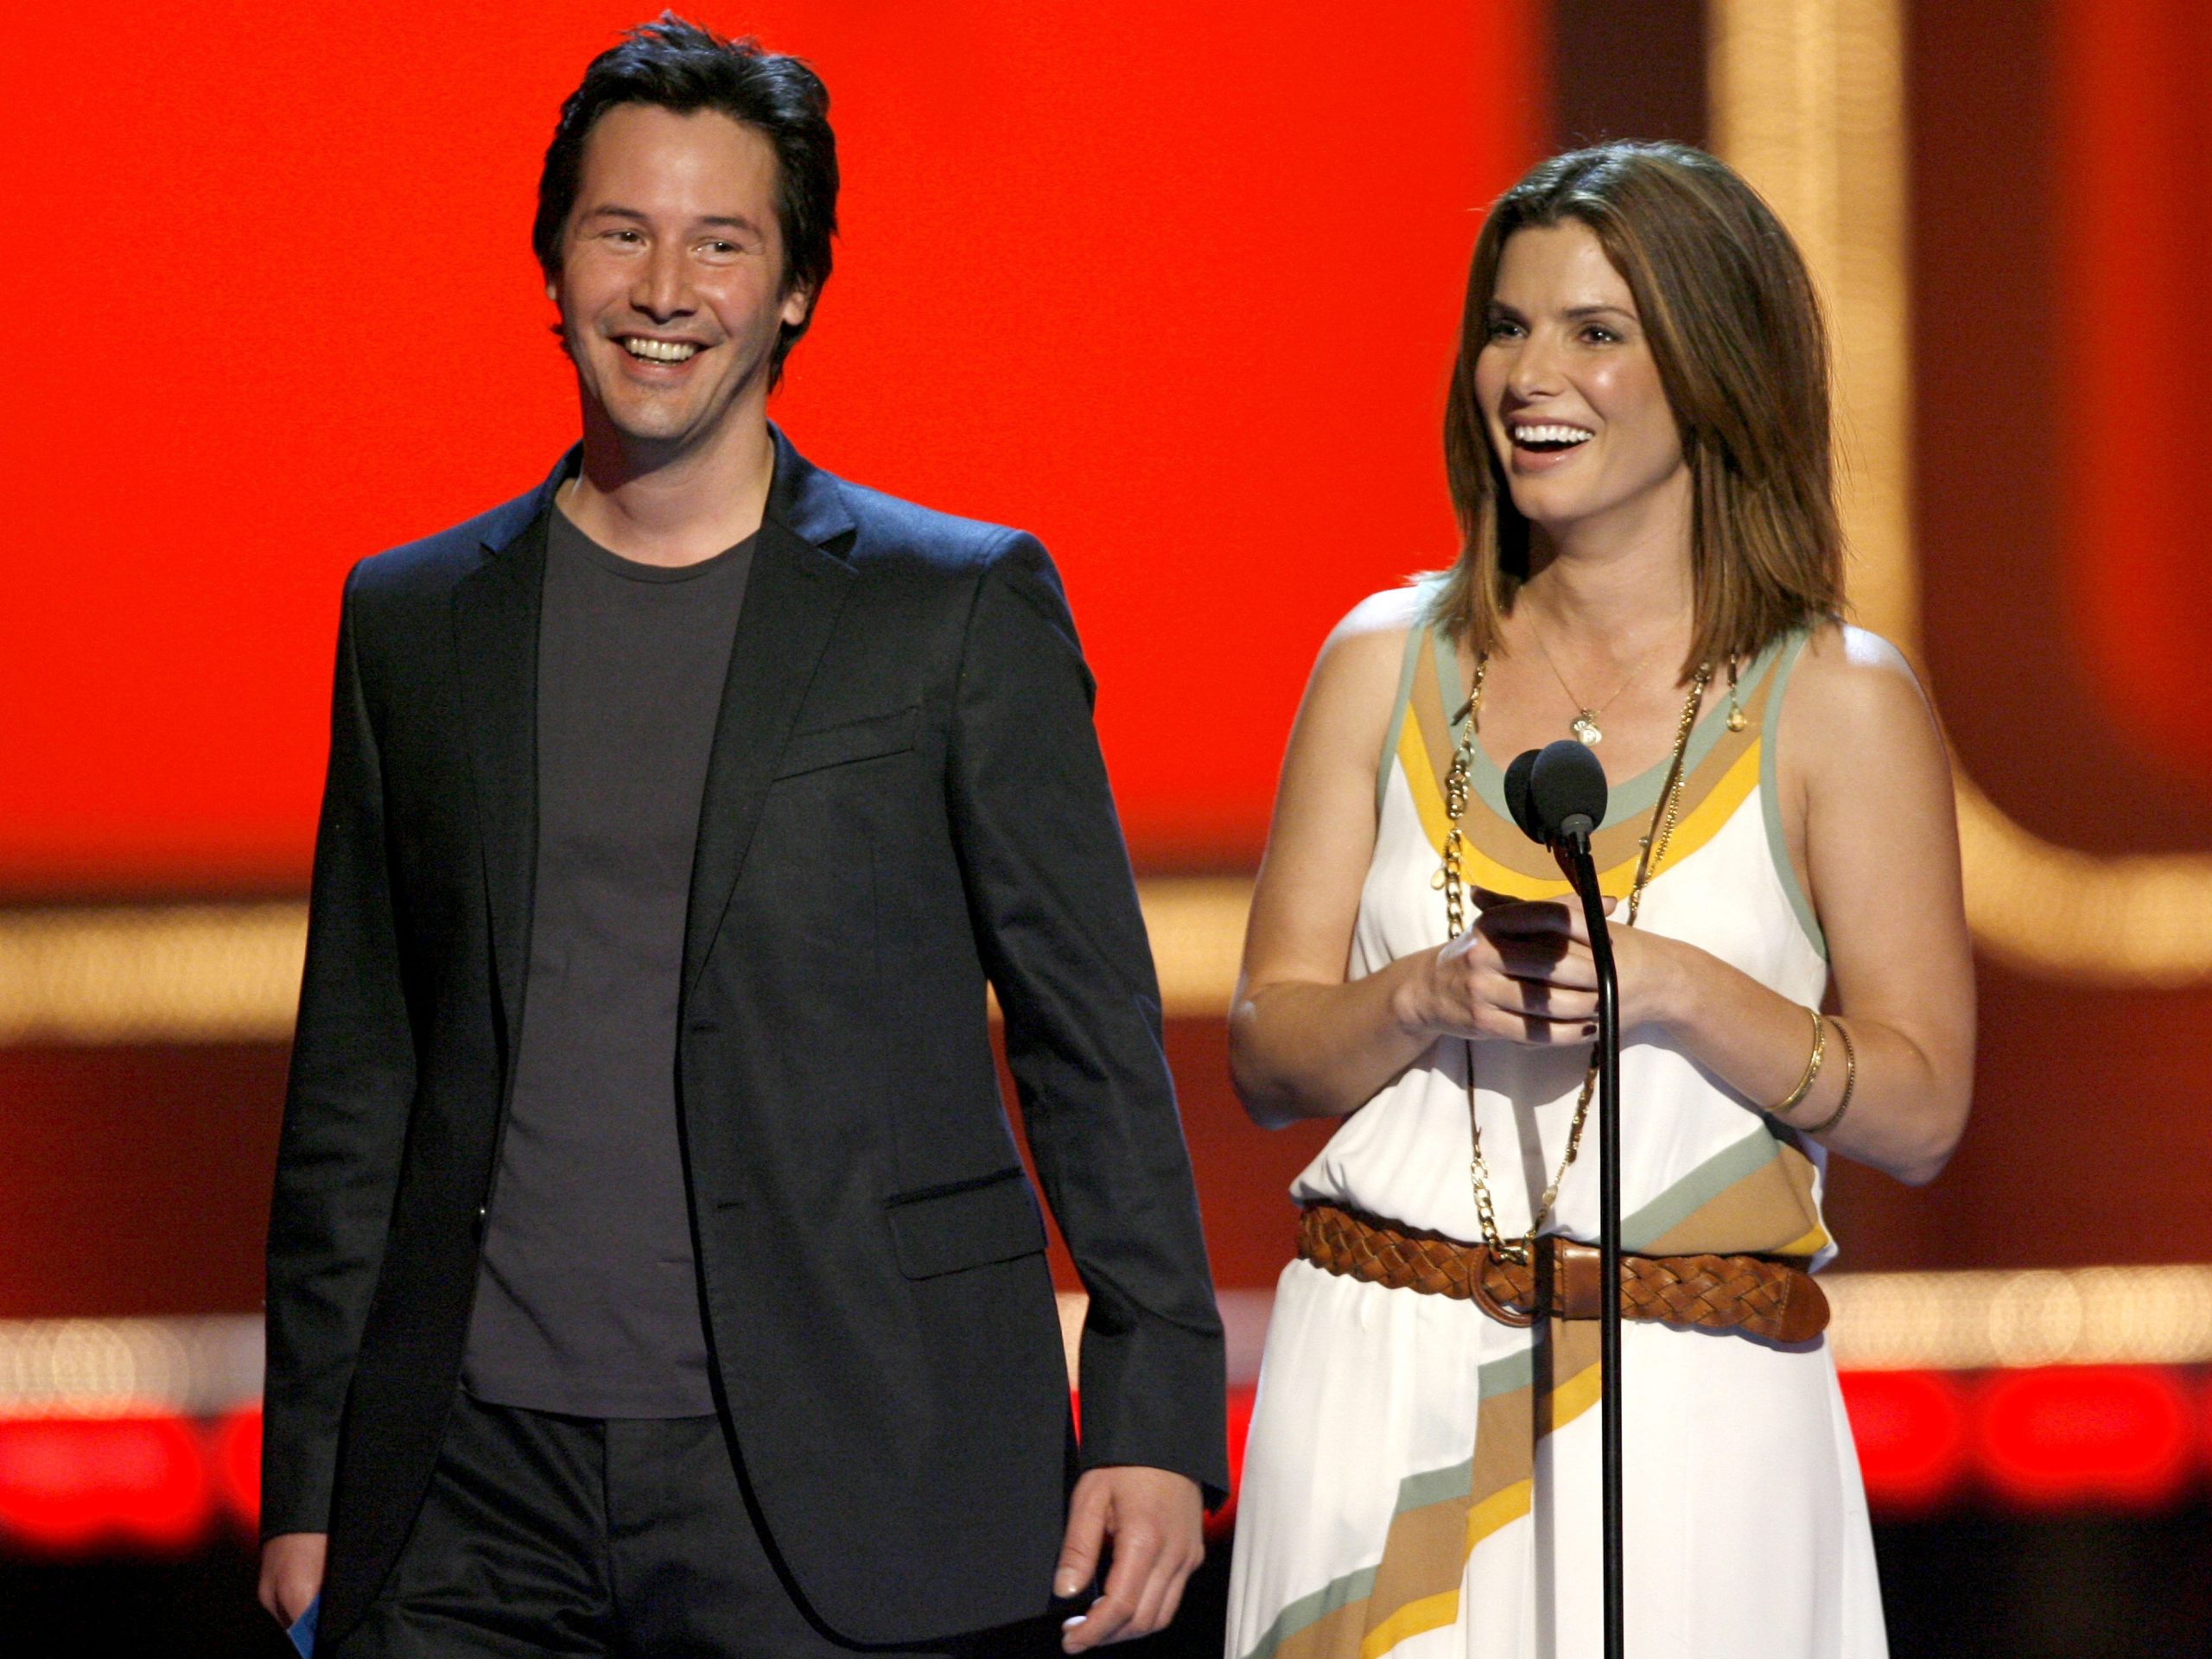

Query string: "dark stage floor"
[7, 1510, 2209, 1659]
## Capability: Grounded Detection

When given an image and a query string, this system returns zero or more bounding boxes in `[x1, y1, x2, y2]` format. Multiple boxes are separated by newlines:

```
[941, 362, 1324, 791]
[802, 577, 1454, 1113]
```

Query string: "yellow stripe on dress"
[1249, 1118, 1840, 1659]
[1644, 740, 1762, 884]
[1394, 711, 1766, 903]
[1251, 1338, 1605, 1659]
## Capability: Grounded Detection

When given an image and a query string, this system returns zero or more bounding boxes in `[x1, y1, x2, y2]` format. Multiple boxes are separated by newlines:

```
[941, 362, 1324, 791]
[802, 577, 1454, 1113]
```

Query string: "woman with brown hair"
[1222, 143, 1972, 1659]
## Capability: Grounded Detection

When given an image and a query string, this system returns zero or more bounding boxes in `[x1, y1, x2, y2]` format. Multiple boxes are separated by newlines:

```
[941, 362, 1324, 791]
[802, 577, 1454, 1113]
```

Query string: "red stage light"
[11, 1366, 2212, 1566]
[1975, 1365, 2194, 1510]
[1840, 1369, 1969, 1513]
[0, 1415, 213, 1553]
[1204, 1384, 1258, 1540]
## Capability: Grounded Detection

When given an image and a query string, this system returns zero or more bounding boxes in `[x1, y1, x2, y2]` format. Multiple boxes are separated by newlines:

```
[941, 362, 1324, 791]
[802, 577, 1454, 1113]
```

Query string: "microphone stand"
[1555, 819, 1624, 1659]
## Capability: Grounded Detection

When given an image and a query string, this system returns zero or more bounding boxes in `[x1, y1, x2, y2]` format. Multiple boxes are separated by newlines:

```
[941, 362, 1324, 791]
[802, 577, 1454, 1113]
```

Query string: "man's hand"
[1052, 1465, 1205, 1652]
[258, 1531, 327, 1628]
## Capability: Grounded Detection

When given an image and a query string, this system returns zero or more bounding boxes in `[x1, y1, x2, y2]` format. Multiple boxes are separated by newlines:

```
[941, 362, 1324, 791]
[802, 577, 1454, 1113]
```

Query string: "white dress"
[1224, 617, 1886, 1659]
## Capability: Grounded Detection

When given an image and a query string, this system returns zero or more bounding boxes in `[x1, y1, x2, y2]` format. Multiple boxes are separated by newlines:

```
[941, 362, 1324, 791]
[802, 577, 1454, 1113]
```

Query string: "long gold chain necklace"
[1440, 654, 1712, 1263]
[1526, 615, 1668, 747]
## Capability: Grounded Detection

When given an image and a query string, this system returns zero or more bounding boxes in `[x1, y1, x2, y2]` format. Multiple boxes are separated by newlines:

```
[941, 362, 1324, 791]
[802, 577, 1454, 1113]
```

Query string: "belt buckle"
[1470, 1239, 1541, 1328]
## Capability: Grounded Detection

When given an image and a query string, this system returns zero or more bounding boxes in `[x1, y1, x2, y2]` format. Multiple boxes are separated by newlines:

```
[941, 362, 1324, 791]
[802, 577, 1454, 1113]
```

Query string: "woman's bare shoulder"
[1788, 622, 1934, 725]
[1291, 584, 1433, 760]
[1781, 622, 1949, 788]
[1316, 584, 1428, 678]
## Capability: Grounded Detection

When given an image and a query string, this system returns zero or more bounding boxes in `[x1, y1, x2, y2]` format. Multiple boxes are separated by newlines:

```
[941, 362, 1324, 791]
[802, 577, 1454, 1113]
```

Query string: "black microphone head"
[1530, 739, 1608, 842]
[1503, 749, 1544, 842]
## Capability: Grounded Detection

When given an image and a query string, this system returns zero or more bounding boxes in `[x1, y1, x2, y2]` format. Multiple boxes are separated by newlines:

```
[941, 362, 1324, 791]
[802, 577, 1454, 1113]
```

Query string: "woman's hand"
[1403, 894, 1595, 1044]
[1401, 891, 1690, 1045]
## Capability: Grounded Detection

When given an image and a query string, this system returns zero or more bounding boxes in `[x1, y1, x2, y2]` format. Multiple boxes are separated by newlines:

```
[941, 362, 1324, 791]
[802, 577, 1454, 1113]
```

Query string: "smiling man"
[257, 19, 1225, 1657]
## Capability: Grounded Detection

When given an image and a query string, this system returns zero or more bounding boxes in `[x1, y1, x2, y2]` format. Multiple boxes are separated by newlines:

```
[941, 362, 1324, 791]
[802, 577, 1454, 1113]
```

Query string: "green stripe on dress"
[1379, 607, 1429, 826]
[1758, 629, 1827, 956]
[1237, 1564, 1382, 1659]
[1393, 1456, 1476, 1514]
[1477, 1344, 1535, 1399]
[1619, 1125, 1782, 1250]
[1437, 626, 1790, 831]
[1235, 1343, 1545, 1659]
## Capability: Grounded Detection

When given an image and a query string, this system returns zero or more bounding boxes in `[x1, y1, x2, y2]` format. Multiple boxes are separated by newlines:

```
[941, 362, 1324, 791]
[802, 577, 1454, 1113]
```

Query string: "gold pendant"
[1571, 711, 1602, 746]
[1726, 702, 1747, 733]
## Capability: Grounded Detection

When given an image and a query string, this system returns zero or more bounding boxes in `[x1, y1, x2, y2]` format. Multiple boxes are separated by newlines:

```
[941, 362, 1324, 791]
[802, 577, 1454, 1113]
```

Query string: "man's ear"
[779, 283, 813, 331]
[543, 271, 572, 357]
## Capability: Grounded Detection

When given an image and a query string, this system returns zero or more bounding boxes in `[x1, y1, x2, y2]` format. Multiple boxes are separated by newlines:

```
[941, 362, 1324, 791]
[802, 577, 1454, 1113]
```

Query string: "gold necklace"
[1526, 616, 1669, 747]
[1440, 654, 1712, 1264]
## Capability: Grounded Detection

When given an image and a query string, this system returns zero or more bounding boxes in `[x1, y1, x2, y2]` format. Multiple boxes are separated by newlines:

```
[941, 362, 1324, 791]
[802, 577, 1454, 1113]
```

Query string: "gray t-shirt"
[462, 503, 753, 1417]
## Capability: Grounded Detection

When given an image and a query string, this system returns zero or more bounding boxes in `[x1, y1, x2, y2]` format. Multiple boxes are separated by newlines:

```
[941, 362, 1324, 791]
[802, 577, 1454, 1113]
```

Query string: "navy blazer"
[263, 429, 1228, 1647]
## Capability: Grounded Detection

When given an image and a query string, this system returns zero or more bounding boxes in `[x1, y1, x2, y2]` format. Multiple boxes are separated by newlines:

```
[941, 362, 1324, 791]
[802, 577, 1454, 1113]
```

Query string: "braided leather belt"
[1297, 1201, 1829, 1345]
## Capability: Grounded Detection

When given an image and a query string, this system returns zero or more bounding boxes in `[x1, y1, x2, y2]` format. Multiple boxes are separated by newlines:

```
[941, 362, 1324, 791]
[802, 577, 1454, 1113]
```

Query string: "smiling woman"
[1438, 145, 1840, 687]
[1223, 143, 1973, 1659]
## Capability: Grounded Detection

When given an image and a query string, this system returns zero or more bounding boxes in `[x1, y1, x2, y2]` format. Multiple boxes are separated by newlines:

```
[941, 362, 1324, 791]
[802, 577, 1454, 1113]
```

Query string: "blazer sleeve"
[261, 566, 417, 1536]
[945, 531, 1230, 1500]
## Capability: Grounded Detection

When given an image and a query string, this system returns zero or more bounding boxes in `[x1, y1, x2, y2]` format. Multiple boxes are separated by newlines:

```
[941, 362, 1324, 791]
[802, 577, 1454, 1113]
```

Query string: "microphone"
[1505, 745, 1624, 1657]
[1503, 748, 1543, 842]
[1509, 739, 1609, 849]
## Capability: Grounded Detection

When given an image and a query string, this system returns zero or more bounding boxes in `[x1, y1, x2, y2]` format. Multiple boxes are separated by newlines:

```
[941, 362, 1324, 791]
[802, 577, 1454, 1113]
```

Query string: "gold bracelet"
[1801, 1016, 1857, 1135]
[1767, 1006, 1826, 1117]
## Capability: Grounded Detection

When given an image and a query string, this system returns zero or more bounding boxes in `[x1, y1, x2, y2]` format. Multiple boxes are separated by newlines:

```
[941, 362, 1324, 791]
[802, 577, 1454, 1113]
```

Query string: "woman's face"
[1473, 221, 1688, 548]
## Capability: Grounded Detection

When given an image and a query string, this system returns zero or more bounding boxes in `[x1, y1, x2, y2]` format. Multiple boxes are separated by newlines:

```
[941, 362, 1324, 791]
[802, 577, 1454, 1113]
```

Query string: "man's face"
[551, 104, 810, 454]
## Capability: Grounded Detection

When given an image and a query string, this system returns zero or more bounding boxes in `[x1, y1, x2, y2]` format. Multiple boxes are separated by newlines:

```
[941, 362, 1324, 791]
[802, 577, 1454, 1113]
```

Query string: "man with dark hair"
[257, 17, 1225, 1656]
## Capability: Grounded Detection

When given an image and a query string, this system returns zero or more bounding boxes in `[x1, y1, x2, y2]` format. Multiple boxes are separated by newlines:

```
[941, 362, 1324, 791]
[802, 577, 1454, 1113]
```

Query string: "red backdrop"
[2056, 0, 2212, 792]
[0, 2, 1542, 893]
[10, 0, 2212, 1314]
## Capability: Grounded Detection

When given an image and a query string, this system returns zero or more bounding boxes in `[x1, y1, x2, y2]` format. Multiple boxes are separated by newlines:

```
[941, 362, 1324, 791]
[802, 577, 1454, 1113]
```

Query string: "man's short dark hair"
[534, 14, 838, 383]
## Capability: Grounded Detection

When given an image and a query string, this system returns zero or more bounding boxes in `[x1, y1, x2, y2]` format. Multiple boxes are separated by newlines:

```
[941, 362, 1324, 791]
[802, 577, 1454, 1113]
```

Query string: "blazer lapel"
[682, 437, 857, 999]
[451, 501, 554, 1052]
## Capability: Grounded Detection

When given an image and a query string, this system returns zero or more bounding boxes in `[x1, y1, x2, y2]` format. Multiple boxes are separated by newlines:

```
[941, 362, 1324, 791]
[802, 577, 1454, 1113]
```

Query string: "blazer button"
[474, 1205, 487, 1238]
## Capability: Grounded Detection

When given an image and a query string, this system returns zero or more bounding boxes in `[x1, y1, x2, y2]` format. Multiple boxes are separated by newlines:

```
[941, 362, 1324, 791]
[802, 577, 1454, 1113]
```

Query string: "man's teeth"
[622, 338, 701, 362]
[1513, 423, 1593, 446]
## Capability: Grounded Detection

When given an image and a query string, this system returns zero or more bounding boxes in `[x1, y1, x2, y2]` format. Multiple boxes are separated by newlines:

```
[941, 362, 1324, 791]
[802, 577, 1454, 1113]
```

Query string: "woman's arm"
[1611, 626, 1975, 1184]
[1230, 594, 1605, 1128]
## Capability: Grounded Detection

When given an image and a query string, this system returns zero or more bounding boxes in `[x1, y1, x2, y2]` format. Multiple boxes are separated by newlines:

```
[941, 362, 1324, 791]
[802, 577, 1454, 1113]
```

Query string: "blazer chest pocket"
[886, 1167, 1047, 1279]
[772, 704, 920, 781]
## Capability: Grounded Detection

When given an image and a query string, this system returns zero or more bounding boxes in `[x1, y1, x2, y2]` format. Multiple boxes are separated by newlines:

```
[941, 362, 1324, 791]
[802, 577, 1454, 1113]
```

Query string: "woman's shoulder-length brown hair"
[1433, 141, 1842, 674]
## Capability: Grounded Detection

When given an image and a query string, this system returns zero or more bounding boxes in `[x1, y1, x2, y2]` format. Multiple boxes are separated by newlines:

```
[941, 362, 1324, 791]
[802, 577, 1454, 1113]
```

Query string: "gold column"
[0, 878, 1258, 1044]
[1709, 0, 2212, 986]
[1711, 0, 1916, 649]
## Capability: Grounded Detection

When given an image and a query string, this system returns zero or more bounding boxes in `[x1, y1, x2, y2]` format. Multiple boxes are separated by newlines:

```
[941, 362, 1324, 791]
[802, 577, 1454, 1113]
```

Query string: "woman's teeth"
[1512, 423, 1593, 449]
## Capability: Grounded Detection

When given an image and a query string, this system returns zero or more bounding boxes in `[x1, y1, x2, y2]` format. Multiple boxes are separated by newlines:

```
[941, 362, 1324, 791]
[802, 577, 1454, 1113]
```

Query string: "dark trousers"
[329, 1392, 1058, 1659]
